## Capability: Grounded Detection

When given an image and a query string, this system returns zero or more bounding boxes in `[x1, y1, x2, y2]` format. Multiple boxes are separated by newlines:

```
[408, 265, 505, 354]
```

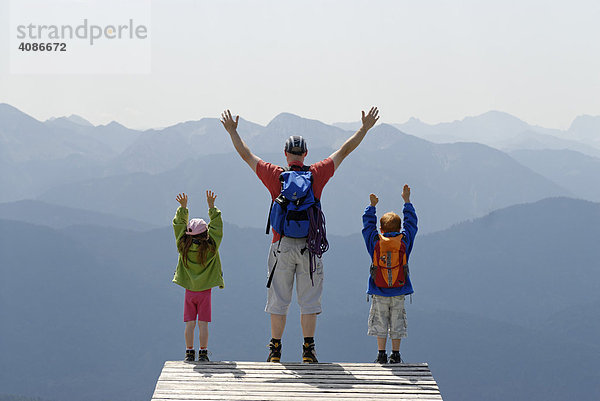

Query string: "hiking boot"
[374, 351, 388, 364]
[197, 349, 210, 362]
[389, 351, 403, 364]
[184, 349, 195, 362]
[267, 340, 282, 363]
[302, 342, 318, 363]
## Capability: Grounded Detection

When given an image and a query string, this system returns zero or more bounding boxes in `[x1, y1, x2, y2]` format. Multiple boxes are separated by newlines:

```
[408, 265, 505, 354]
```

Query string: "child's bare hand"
[206, 190, 217, 209]
[370, 193, 379, 207]
[176, 193, 188, 208]
[401, 184, 411, 203]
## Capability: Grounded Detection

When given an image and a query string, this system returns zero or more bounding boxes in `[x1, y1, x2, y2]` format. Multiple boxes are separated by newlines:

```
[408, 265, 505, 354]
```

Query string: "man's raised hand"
[361, 107, 380, 131]
[220, 110, 239, 134]
[370, 193, 379, 207]
[176, 193, 188, 209]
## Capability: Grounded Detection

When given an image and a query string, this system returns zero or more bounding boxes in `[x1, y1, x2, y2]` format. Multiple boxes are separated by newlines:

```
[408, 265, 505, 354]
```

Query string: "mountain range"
[4, 103, 600, 234]
[392, 110, 600, 156]
[1, 197, 599, 401]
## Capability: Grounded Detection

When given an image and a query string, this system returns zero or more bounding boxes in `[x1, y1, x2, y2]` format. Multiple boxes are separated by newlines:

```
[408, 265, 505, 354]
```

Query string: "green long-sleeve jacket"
[172, 206, 224, 291]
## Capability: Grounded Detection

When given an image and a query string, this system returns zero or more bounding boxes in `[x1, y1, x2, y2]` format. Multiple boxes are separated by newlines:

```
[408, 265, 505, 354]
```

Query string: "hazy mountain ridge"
[389, 110, 600, 157]
[569, 114, 600, 147]
[34, 133, 568, 235]
[0, 200, 156, 231]
[0, 103, 590, 231]
[510, 149, 600, 202]
[411, 197, 600, 326]
[0, 103, 565, 234]
[1, 197, 599, 401]
[0, 103, 115, 163]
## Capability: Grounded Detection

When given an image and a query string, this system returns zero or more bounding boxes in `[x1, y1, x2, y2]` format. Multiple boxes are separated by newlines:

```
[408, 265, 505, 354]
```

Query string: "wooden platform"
[152, 361, 443, 400]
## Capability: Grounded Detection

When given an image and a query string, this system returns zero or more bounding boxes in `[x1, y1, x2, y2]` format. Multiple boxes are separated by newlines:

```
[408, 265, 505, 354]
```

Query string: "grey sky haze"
[0, 0, 599, 129]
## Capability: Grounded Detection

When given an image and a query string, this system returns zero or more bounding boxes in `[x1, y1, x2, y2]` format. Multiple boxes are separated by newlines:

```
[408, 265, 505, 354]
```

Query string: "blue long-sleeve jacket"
[362, 203, 418, 296]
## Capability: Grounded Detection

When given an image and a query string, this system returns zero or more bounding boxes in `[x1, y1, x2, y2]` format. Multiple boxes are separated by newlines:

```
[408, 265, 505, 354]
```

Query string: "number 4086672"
[18, 42, 67, 51]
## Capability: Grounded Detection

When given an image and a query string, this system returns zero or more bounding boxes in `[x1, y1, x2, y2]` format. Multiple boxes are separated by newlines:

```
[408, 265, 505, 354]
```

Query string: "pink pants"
[183, 288, 212, 322]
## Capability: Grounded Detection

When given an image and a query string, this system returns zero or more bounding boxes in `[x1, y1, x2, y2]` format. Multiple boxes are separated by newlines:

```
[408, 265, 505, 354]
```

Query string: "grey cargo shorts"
[367, 294, 407, 339]
[265, 236, 324, 315]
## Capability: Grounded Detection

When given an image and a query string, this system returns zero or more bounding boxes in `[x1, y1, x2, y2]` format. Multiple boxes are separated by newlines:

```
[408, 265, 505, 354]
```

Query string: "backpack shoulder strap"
[373, 234, 383, 265]
[266, 198, 274, 234]
[280, 165, 313, 184]
[399, 233, 408, 266]
[279, 166, 290, 182]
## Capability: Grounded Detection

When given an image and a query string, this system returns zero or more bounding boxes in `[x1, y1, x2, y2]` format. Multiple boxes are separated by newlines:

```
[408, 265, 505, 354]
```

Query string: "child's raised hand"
[401, 184, 411, 203]
[206, 190, 217, 209]
[370, 193, 379, 207]
[176, 193, 188, 208]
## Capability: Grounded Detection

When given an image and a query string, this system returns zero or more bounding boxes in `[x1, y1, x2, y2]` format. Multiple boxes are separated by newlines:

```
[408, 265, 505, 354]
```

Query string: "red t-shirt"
[256, 158, 335, 242]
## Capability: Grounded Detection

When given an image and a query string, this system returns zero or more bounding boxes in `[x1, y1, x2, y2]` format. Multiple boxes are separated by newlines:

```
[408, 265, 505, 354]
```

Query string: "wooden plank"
[161, 364, 430, 370]
[164, 361, 431, 369]
[152, 394, 442, 401]
[156, 381, 439, 390]
[153, 393, 441, 400]
[152, 361, 443, 401]
[158, 365, 431, 376]
[159, 369, 434, 377]
[158, 372, 435, 382]
[156, 383, 439, 394]
[154, 378, 440, 390]
[152, 393, 442, 401]
[152, 395, 442, 401]
[164, 361, 430, 366]
[154, 388, 440, 399]
[163, 365, 431, 374]
[159, 370, 433, 378]
[156, 382, 439, 394]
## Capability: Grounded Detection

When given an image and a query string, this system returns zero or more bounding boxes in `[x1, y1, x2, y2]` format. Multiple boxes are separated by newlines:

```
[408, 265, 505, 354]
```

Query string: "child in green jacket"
[173, 190, 224, 362]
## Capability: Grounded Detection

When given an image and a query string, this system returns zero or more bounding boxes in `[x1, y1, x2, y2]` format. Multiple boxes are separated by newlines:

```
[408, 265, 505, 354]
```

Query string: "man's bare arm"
[329, 106, 379, 170]
[220, 109, 261, 172]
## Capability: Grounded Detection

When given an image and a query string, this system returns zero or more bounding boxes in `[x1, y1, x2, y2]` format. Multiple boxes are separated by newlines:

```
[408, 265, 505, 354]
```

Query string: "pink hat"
[186, 218, 208, 235]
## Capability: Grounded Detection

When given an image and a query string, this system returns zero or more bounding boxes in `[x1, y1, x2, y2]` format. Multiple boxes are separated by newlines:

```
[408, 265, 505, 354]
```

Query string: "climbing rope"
[307, 205, 329, 285]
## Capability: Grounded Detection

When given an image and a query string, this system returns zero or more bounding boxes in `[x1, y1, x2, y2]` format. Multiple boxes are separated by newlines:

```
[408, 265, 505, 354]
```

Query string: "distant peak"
[481, 110, 513, 117]
[570, 114, 600, 125]
[105, 121, 126, 128]
[0, 103, 41, 123]
[46, 114, 94, 127]
[400, 116, 427, 126]
[572, 114, 600, 120]
[269, 112, 304, 122]
[267, 112, 329, 129]
[67, 114, 94, 127]
[0, 103, 18, 110]
[469, 110, 525, 123]
[568, 114, 600, 133]
[0, 103, 27, 115]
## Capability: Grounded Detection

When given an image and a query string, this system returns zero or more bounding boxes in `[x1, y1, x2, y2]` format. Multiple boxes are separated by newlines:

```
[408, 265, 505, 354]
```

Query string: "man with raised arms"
[221, 107, 379, 363]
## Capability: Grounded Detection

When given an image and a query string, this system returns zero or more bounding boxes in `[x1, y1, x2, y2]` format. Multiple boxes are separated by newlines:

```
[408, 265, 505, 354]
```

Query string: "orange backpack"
[371, 234, 408, 288]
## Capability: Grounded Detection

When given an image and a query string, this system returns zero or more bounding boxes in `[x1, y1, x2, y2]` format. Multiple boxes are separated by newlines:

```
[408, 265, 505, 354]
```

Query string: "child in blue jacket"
[362, 184, 417, 364]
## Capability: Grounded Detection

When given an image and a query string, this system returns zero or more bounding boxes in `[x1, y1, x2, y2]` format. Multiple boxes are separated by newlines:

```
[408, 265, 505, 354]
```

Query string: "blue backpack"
[266, 166, 319, 238]
[265, 165, 329, 289]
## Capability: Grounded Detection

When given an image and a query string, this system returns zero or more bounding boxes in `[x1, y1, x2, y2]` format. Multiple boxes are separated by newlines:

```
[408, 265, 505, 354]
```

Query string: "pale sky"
[0, 0, 599, 130]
